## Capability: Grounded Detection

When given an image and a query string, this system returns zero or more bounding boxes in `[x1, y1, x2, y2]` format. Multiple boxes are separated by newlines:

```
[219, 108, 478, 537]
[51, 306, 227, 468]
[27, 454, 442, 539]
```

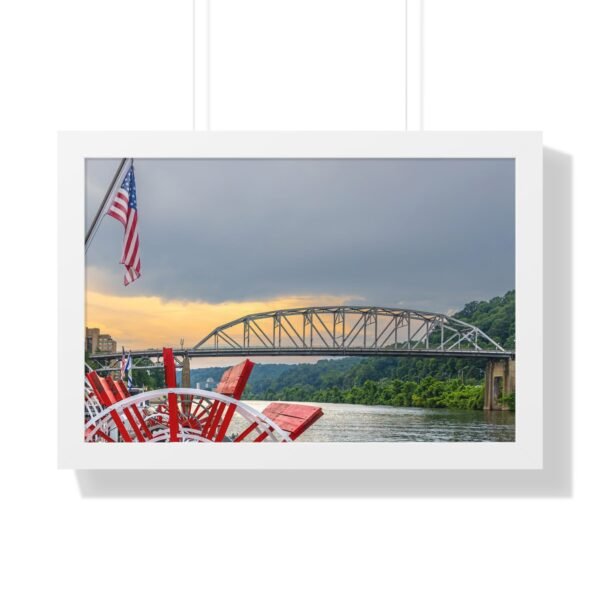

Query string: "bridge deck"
[91, 347, 515, 362]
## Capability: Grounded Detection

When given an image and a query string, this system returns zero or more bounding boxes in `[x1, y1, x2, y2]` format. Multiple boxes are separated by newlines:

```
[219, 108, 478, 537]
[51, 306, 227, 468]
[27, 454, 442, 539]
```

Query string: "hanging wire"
[405, 0, 424, 131]
[195, 1, 415, 132]
[192, 0, 196, 130]
[405, 0, 409, 130]
[192, 0, 211, 131]
[206, 0, 211, 131]
[419, 0, 424, 131]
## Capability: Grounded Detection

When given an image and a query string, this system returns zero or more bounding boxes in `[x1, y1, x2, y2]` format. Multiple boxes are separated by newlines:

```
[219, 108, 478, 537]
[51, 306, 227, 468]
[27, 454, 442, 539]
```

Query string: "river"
[245, 401, 515, 442]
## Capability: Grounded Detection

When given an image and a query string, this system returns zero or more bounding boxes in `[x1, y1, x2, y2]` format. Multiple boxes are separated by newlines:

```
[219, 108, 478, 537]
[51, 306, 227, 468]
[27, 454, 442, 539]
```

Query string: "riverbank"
[247, 376, 516, 411]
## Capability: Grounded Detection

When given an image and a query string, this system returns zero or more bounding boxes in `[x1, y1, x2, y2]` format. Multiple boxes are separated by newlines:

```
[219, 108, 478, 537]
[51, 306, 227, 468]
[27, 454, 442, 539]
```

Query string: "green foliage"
[188, 290, 515, 410]
[497, 392, 516, 411]
[456, 290, 515, 349]
[86, 353, 165, 390]
[126, 358, 165, 390]
[254, 376, 484, 410]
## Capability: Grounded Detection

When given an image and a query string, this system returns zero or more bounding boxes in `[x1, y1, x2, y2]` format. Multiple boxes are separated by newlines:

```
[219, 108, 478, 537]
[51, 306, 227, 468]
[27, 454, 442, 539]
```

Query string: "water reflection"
[245, 401, 515, 443]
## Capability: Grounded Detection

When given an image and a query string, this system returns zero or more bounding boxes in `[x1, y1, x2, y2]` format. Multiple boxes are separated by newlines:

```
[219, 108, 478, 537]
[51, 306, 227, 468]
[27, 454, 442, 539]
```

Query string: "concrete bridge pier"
[180, 356, 192, 413]
[181, 356, 191, 388]
[484, 358, 515, 410]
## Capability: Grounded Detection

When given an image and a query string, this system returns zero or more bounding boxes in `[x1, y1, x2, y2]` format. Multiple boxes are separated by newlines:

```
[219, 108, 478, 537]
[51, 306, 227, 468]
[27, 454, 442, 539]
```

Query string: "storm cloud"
[86, 157, 514, 313]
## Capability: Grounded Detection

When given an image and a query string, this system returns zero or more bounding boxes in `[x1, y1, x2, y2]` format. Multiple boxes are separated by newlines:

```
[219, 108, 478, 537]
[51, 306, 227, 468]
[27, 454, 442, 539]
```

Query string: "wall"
[1, 1, 598, 598]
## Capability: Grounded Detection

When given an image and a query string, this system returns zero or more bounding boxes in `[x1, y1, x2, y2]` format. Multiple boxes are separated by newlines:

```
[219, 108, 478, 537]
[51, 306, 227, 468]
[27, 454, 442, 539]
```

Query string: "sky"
[85, 157, 515, 361]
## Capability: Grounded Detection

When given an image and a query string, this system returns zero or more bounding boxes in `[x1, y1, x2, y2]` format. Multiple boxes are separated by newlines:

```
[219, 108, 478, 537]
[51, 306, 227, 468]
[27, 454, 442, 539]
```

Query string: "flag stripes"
[107, 166, 141, 286]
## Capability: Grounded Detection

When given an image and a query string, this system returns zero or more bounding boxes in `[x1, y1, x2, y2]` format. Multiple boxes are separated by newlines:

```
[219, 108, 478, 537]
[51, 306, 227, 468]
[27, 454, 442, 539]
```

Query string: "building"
[86, 327, 117, 354]
[195, 377, 216, 391]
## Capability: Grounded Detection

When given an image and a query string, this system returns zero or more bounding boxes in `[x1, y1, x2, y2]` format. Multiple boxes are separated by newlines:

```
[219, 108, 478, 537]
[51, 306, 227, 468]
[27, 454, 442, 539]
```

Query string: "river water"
[245, 401, 515, 442]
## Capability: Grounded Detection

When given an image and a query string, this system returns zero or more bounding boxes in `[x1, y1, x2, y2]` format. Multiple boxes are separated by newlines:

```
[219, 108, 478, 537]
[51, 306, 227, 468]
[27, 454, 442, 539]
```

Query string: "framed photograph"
[58, 132, 542, 469]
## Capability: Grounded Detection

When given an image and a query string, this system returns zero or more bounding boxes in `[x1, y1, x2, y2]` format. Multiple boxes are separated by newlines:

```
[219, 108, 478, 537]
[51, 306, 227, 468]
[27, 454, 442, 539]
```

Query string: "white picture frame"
[58, 131, 542, 469]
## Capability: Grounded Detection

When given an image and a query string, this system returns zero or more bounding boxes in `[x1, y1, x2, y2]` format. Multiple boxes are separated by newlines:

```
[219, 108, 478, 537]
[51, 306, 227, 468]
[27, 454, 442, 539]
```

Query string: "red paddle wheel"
[84, 348, 323, 443]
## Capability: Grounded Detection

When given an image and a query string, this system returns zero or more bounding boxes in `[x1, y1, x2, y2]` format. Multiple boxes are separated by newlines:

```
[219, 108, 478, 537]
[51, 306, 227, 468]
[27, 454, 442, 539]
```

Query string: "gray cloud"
[86, 157, 514, 313]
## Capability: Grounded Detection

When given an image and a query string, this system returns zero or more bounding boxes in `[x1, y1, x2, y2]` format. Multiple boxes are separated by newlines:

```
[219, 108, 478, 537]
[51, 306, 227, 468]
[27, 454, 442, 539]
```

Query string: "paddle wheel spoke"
[84, 348, 323, 443]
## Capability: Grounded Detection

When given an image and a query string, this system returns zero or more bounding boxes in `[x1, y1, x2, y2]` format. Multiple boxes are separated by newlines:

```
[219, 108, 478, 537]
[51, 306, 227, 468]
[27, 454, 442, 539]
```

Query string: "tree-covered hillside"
[189, 290, 515, 410]
[185, 363, 294, 389]
[455, 290, 515, 349]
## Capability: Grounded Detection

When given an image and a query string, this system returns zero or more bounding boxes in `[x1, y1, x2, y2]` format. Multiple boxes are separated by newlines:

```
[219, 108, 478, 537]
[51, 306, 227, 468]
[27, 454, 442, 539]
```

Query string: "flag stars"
[106, 164, 141, 286]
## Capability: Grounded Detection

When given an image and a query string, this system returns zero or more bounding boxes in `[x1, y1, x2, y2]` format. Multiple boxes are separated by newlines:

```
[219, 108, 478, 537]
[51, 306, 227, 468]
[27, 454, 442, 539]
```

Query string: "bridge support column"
[484, 358, 515, 410]
[181, 356, 191, 388]
[180, 355, 192, 415]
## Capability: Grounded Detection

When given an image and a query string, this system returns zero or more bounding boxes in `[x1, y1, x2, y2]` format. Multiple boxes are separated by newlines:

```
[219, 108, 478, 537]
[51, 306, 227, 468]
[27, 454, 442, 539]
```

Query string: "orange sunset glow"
[85, 289, 356, 351]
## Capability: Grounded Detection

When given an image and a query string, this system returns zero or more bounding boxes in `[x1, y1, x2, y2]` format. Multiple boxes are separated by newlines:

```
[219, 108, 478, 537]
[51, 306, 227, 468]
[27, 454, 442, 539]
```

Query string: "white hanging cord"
[206, 0, 211, 131]
[418, 0, 424, 131]
[405, 0, 424, 131]
[193, 0, 211, 130]
[196, 1, 416, 132]
[405, 0, 409, 131]
[192, 0, 196, 130]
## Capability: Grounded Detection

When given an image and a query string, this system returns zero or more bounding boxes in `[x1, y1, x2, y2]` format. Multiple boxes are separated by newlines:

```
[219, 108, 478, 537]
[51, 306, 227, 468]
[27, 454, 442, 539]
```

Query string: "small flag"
[107, 165, 141, 286]
[119, 348, 133, 389]
[119, 347, 127, 380]
[126, 353, 133, 390]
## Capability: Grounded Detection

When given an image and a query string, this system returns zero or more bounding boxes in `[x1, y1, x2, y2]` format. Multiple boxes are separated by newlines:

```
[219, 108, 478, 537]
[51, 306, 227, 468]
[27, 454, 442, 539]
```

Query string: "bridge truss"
[90, 306, 513, 366]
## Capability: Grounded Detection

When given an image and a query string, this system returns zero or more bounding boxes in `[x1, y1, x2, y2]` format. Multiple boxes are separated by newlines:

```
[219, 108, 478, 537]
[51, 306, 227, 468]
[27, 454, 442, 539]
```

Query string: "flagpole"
[85, 157, 132, 253]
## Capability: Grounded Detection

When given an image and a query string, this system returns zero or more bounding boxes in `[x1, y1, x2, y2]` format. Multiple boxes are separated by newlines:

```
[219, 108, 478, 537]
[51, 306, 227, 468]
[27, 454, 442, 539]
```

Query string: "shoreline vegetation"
[248, 377, 515, 411]
[190, 290, 516, 412]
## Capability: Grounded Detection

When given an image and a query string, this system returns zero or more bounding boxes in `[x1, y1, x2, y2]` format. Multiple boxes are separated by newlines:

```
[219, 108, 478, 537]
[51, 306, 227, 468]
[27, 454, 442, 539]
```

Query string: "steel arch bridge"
[90, 306, 514, 367]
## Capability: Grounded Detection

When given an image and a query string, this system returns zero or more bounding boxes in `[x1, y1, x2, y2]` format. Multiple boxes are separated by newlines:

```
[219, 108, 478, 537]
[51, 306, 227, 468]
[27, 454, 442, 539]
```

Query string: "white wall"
[1, 1, 597, 598]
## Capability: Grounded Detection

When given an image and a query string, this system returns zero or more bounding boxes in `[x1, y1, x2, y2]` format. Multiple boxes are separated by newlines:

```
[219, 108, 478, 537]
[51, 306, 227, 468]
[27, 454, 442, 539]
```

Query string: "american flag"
[107, 166, 141, 285]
